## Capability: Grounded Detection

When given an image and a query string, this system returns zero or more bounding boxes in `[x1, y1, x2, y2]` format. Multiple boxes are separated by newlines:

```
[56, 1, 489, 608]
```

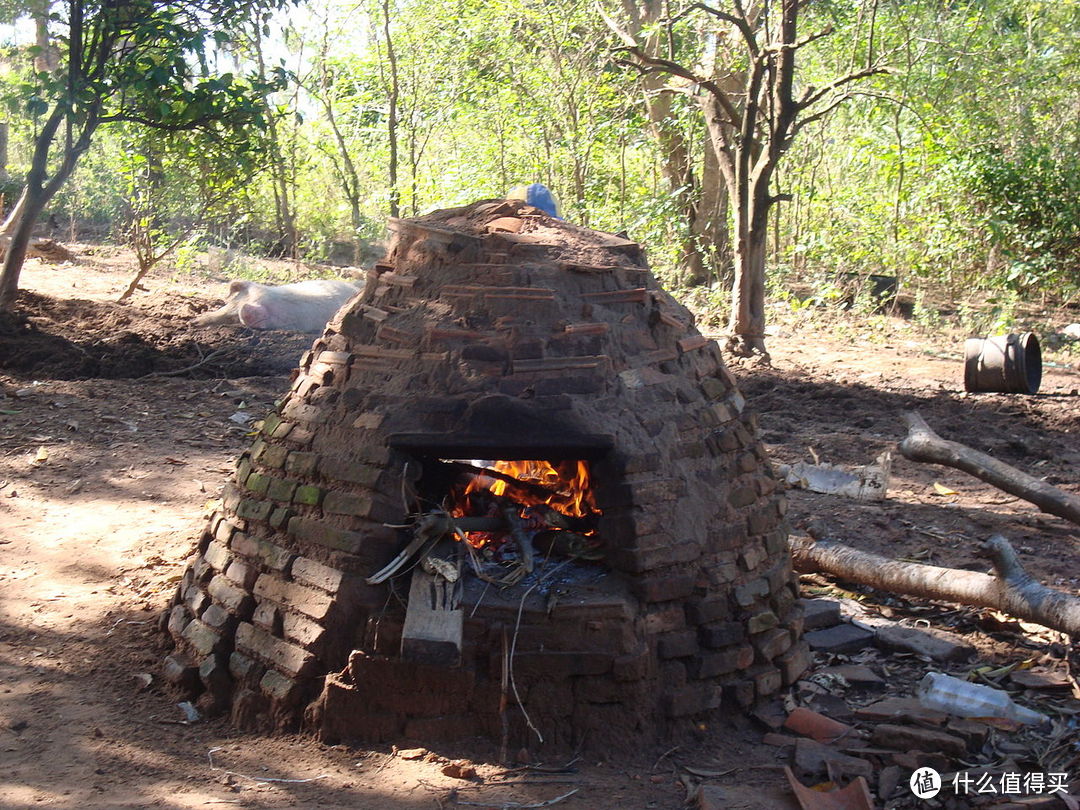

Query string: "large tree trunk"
[900, 411, 1080, 527]
[791, 534, 1080, 637]
[626, 0, 730, 288]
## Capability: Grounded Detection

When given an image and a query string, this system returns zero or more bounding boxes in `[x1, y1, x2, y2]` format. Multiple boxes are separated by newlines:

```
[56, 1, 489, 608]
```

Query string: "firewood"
[365, 511, 504, 584]
[501, 503, 534, 574]
[447, 461, 561, 501]
[791, 533, 1080, 636]
[899, 411, 1080, 527]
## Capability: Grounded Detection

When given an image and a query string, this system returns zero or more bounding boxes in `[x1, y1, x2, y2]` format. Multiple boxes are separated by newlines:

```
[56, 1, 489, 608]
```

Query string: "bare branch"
[683, 3, 759, 57]
[798, 65, 891, 111]
[596, 3, 639, 48]
[789, 94, 850, 138]
[610, 43, 742, 130]
[763, 24, 833, 54]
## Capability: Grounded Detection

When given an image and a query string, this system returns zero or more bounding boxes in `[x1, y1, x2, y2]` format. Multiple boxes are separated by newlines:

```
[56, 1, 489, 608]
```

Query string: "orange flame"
[460, 459, 597, 518]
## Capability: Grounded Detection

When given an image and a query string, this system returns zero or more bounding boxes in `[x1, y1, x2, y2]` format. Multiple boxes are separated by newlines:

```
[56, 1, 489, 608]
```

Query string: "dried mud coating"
[164, 198, 803, 752]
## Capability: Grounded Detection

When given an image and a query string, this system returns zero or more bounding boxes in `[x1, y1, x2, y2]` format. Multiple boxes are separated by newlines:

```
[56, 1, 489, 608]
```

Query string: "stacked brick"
[163, 199, 807, 749]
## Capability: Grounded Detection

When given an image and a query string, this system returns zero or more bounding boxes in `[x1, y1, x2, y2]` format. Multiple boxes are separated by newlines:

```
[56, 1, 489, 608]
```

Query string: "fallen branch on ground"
[899, 411, 1080, 527]
[790, 533, 1080, 636]
[0, 235, 76, 263]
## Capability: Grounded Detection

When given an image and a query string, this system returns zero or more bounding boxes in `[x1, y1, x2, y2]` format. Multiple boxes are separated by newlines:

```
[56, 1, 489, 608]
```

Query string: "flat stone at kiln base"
[803, 622, 875, 653]
[799, 597, 842, 630]
[874, 624, 974, 662]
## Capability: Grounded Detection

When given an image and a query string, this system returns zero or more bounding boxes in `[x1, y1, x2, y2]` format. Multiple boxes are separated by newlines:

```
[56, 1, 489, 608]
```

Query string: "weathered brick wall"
[162, 200, 807, 748]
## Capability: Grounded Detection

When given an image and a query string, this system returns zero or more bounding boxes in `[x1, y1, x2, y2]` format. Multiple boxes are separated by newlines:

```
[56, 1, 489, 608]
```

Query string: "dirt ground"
[0, 248, 1077, 809]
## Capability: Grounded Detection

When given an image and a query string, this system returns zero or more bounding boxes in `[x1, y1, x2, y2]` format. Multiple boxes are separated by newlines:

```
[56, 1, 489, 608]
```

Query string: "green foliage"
[960, 143, 1080, 291]
[0, 0, 1074, 315]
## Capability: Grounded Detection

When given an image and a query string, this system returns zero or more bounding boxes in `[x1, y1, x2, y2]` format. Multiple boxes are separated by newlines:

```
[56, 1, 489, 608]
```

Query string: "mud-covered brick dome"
[162, 199, 808, 750]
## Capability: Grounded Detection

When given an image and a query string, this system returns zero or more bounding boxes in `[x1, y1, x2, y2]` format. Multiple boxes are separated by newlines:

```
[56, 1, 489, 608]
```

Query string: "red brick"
[282, 612, 326, 653]
[207, 574, 254, 619]
[203, 541, 230, 572]
[235, 622, 316, 678]
[181, 618, 225, 656]
[254, 574, 335, 621]
[657, 630, 698, 659]
[291, 556, 344, 593]
[663, 682, 722, 717]
[753, 628, 793, 661]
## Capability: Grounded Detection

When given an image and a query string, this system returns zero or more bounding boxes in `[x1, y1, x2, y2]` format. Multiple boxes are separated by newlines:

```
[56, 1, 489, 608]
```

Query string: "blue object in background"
[506, 183, 561, 219]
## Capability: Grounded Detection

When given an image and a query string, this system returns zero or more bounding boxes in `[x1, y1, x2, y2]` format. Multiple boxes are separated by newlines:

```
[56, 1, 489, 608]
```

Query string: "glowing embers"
[364, 458, 606, 589]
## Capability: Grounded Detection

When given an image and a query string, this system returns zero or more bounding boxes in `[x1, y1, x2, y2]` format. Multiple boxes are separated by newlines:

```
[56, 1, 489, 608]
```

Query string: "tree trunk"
[726, 202, 770, 359]
[0, 187, 49, 307]
[695, 138, 731, 286]
[0, 103, 82, 309]
[899, 411, 1080, 526]
[624, 0, 730, 288]
[382, 0, 400, 219]
[791, 534, 1080, 637]
[0, 122, 8, 181]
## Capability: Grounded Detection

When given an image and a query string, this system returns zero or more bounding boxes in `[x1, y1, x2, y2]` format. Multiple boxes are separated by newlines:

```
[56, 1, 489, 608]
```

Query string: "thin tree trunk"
[0, 191, 48, 306]
[382, 0, 400, 219]
[0, 105, 74, 308]
[726, 200, 770, 358]
[791, 534, 1080, 637]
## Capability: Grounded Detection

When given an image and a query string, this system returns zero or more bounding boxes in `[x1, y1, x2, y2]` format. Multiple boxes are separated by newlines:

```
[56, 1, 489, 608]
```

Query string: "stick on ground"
[899, 411, 1080, 526]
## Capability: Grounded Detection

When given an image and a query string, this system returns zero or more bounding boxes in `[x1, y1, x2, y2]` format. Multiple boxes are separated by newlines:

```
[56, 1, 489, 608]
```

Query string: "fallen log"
[899, 411, 1080, 527]
[790, 533, 1080, 637]
[0, 235, 76, 263]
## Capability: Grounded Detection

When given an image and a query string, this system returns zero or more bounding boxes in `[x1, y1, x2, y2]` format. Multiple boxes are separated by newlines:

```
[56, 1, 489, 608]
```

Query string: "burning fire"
[448, 459, 601, 550]
[468, 460, 596, 517]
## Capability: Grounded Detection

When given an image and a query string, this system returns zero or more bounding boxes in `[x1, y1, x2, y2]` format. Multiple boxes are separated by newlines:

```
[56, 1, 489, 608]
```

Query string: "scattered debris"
[801, 598, 843, 630]
[875, 624, 974, 663]
[917, 671, 1049, 725]
[783, 707, 854, 744]
[176, 701, 200, 724]
[778, 451, 891, 501]
[804, 623, 876, 654]
[784, 766, 874, 810]
[441, 760, 478, 780]
[206, 747, 329, 785]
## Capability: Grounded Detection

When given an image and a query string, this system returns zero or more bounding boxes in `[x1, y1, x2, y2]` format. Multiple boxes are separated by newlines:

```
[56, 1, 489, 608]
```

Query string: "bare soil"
[0, 248, 1077, 809]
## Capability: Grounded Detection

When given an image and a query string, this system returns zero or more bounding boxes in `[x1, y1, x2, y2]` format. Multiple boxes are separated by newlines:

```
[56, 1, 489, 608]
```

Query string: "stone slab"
[804, 623, 875, 654]
[874, 624, 974, 662]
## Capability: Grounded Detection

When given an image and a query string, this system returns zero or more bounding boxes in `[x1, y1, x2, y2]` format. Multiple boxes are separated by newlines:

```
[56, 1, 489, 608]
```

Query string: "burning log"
[525, 503, 598, 534]
[533, 530, 604, 561]
[791, 533, 1080, 636]
[447, 460, 562, 501]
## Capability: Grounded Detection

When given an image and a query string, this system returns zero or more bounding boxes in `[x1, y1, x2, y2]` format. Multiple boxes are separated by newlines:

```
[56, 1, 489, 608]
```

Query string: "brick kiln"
[163, 199, 808, 751]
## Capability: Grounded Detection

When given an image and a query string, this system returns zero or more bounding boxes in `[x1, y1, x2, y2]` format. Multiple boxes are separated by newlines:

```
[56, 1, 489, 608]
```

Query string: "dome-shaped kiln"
[163, 199, 807, 751]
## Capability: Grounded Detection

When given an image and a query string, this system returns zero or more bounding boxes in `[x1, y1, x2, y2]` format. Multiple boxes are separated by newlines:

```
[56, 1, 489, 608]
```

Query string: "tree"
[606, 0, 883, 358]
[620, 0, 730, 287]
[0, 0, 289, 310]
[117, 122, 259, 301]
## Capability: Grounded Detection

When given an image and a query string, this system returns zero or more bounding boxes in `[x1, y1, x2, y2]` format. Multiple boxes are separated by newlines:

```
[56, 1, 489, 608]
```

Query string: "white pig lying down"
[193, 279, 360, 333]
